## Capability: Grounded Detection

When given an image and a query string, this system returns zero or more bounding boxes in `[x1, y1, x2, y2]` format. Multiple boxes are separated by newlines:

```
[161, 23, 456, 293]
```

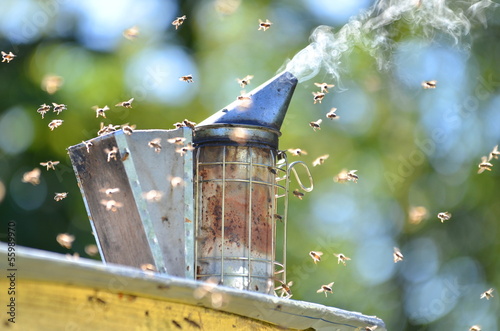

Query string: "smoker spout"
[194, 71, 298, 148]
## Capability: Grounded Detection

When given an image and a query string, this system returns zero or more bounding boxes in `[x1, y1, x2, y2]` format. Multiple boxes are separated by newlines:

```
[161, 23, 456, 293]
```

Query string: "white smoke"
[283, 0, 498, 83]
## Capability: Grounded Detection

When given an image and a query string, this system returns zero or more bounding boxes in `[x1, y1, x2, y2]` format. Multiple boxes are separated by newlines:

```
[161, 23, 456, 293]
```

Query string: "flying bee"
[326, 108, 338, 120]
[312, 91, 325, 104]
[346, 170, 359, 183]
[123, 25, 139, 40]
[52, 103, 67, 115]
[480, 288, 494, 300]
[314, 82, 335, 93]
[140, 264, 157, 272]
[170, 176, 184, 187]
[93, 105, 110, 118]
[48, 119, 64, 130]
[334, 253, 351, 266]
[54, 192, 68, 201]
[148, 138, 162, 153]
[22, 168, 41, 185]
[97, 122, 120, 136]
[42, 74, 64, 94]
[183, 119, 196, 129]
[237, 75, 254, 88]
[287, 148, 307, 156]
[275, 280, 293, 298]
[489, 145, 500, 160]
[176, 143, 194, 156]
[312, 154, 329, 167]
[56, 233, 75, 249]
[393, 247, 404, 263]
[37, 103, 51, 118]
[422, 80, 437, 89]
[101, 187, 120, 196]
[292, 189, 304, 200]
[258, 19, 273, 31]
[409, 206, 428, 225]
[267, 166, 277, 175]
[115, 98, 134, 108]
[437, 211, 452, 223]
[100, 199, 124, 212]
[172, 15, 186, 30]
[478, 155, 493, 174]
[143, 190, 163, 202]
[104, 147, 118, 162]
[84, 244, 99, 257]
[334, 169, 349, 183]
[274, 214, 283, 222]
[179, 74, 193, 83]
[309, 251, 323, 264]
[40, 160, 60, 171]
[316, 282, 335, 297]
[82, 140, 93, 153]
[167, 137, 186, 145]
[1, 51, 16, 63]
[364, 326, 378, 331]
[121, 123, 136, 135]
[309, 119, 322, 131]
[469, 325, 481, 331]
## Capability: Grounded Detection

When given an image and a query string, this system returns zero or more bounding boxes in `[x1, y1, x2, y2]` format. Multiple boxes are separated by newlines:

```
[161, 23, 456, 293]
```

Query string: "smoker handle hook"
[287, 161, 314, 192]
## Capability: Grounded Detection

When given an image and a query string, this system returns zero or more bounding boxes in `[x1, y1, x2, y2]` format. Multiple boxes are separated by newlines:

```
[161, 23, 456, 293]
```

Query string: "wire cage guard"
[194, 144, 313, 295]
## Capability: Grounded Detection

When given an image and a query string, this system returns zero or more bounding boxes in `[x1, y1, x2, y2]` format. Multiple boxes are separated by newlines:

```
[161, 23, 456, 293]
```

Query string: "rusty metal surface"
[195, 145, 280, 293]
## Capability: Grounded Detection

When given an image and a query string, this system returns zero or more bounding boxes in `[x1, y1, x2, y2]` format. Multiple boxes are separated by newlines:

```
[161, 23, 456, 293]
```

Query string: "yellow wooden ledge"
[0, 245, 386, 330]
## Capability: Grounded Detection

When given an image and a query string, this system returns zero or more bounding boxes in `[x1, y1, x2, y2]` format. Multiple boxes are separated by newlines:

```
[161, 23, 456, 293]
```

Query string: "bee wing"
[327, 282, 335, 287]
[53, 161, 60, 165]
[317, 251, 324, 256]
[316, 288, 324, 293]
[91, 105, 99, 110]
[1, 51, 6, 56]
[128, 97, 134, 103]
[314, 82, 322, 88]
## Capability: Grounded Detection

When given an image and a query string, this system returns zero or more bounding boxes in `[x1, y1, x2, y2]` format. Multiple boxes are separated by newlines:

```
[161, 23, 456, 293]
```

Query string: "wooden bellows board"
[67, 128, 194, 278]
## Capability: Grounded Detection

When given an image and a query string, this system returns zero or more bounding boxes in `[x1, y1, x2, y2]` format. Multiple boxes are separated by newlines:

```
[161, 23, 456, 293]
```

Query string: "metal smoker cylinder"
[193, 72, 298, 294]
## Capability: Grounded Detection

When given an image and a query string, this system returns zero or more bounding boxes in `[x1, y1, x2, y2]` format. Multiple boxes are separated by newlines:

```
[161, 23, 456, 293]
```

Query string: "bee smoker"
[193, 71, 313, 294]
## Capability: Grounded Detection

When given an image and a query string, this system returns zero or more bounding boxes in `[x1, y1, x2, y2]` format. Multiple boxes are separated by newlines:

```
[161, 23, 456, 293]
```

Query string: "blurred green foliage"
[0, 0, 499, 329]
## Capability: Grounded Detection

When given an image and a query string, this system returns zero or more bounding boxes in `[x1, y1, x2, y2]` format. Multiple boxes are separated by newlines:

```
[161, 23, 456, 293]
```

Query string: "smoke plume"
[283, 0, 497, 83]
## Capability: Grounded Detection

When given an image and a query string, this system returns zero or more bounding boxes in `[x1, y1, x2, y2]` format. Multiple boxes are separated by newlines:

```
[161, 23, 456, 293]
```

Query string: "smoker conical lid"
[196, 71, 298, 133]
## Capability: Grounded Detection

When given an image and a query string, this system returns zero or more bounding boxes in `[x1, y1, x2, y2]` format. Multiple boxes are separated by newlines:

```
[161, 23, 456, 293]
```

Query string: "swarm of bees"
[1, 51, 16, 63]
[258, 19, 272, 31]
[172, 15, 187, 30]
